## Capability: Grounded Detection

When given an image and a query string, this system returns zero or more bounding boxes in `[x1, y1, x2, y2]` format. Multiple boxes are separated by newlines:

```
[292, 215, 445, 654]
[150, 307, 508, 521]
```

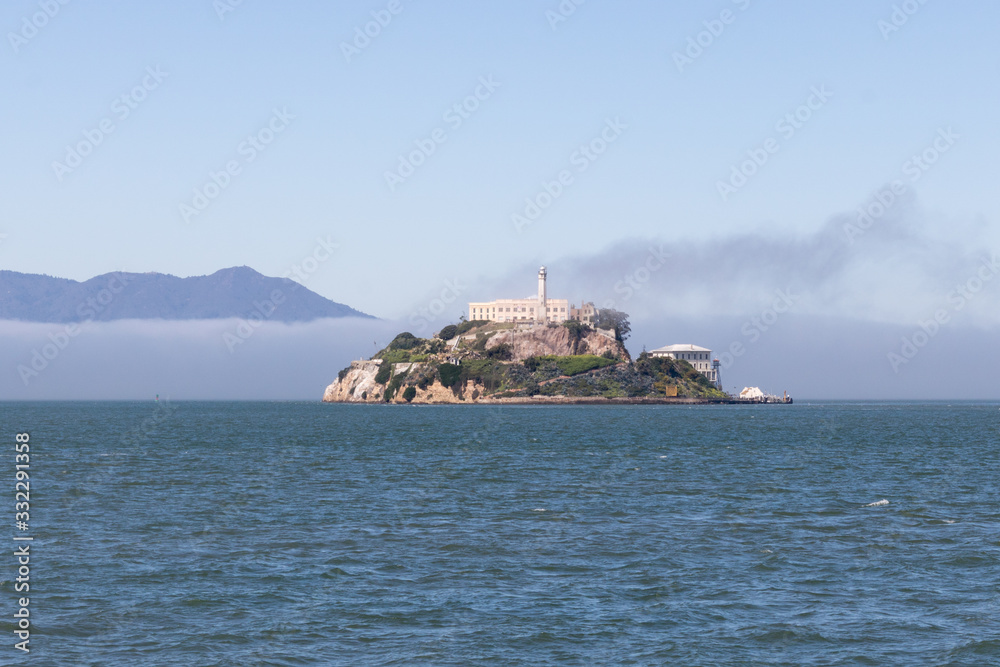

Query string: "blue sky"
[2, 0, 999, 398]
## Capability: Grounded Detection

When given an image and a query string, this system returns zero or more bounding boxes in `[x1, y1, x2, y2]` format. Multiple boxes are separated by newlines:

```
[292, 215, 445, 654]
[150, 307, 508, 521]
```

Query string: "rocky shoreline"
[326, 395, 740, 405]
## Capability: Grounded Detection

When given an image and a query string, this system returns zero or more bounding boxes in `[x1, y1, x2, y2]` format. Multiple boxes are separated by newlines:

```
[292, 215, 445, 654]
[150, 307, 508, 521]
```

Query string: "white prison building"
[468, 267, 597, 325]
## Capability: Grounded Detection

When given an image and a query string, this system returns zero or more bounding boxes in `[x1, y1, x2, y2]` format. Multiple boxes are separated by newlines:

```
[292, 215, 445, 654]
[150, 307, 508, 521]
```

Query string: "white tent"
[739, 386, 765, 400]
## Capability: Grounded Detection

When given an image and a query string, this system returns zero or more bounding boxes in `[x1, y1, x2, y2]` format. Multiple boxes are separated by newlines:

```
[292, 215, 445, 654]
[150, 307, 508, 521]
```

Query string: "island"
[323, 319, 733, 405]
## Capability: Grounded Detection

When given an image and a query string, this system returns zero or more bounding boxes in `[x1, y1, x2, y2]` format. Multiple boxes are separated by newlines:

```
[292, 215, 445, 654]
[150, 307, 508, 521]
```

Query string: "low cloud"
[0, 311, 995, 400]
[0, 317, 400, 400]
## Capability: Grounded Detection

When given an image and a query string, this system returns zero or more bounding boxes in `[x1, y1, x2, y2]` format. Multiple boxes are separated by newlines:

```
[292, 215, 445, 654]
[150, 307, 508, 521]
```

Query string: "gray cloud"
[470, 192, 997, 327]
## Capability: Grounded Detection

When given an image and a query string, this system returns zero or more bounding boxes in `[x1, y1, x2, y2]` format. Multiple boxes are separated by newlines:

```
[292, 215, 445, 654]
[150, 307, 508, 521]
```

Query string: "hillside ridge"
[0, 266, 372, 322]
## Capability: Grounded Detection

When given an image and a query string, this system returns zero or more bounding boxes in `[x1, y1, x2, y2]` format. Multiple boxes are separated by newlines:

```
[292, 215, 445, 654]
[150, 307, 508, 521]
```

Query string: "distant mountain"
[0, 266, 374, 322]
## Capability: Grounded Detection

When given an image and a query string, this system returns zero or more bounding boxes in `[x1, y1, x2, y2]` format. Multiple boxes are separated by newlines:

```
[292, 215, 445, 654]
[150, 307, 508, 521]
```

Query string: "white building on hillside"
[650, 344, 720, 387]
[468, 267, 597, 325]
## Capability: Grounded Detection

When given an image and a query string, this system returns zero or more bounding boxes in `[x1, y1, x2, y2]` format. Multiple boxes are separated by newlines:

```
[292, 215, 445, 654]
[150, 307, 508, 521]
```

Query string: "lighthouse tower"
[536, 266, 547, 324]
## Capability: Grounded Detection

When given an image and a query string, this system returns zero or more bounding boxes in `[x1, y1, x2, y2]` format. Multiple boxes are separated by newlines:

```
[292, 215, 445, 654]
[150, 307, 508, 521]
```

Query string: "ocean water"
[2, 401, 999, 666]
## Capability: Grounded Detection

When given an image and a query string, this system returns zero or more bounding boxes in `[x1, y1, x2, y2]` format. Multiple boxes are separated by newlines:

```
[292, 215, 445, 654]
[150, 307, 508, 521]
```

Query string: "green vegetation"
[384, 371, 407, 402]
[412, 364, 436, 389]
[633, 352, 723, 397]
[344, 315, 728, 403]
[374, 362, 392, 385]
[457, 320, 489, 335]
[386, 332, 420, 350]
[594, 309, 631, 342]
[374, 332, 447, 364]
[486, 342, 513, 361]
[379, 349, 411, 364]
[459, 359, 507, 392]
[437, 319, 511, 342]
[470, 332, 490, 352]
[437, 324, 458, 340]
[528, 354, 618, 376]
[438, 363, 462, 388]
[562, 320, 591, 354]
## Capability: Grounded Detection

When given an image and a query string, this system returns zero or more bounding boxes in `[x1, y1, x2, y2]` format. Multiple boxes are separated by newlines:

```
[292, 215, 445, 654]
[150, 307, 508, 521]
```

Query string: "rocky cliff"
[482, 324, 623, 361]
[322, 360, 383, 402]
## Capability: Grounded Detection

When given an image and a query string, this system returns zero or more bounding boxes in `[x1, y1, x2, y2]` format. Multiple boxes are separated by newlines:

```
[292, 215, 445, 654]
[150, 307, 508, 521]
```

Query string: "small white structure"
[650, 344, 719, 385]
[468, 267, 596, 325]
[739, 386, 765, 400]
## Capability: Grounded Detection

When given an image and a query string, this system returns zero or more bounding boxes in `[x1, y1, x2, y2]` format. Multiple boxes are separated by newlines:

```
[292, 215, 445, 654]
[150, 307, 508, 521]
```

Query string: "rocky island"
[323, 319, 730, 404]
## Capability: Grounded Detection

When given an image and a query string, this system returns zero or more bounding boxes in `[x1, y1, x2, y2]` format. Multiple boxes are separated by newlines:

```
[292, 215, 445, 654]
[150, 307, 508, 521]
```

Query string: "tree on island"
[594, 308, 631, 342]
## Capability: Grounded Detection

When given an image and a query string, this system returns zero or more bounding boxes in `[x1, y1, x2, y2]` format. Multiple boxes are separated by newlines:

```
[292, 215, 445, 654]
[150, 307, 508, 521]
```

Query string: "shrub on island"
[379, 349, 411, 365]
[387, 332, 421, 350]
[486, 343, 513, 361]
[384, 372, 407, 402]
[437, 324, 459, 341]
[456, 320, 489, 336]
[438, 363, 462, 388]
[531, 354, 618, 377]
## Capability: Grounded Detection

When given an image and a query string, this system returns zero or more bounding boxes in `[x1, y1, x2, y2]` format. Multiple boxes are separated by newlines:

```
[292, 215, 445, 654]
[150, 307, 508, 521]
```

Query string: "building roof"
[650, 344, 712, 353]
